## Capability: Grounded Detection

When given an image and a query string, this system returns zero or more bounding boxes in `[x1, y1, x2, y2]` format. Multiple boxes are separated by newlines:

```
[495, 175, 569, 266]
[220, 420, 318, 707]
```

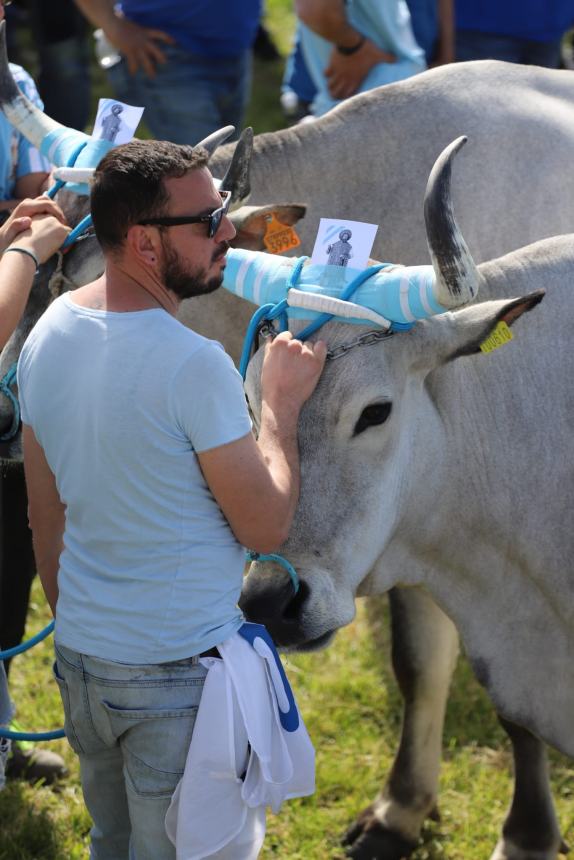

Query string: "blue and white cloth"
[165, 623, 315, 859]
[0, 64, 49, 201]
[222, 248, 444, 328]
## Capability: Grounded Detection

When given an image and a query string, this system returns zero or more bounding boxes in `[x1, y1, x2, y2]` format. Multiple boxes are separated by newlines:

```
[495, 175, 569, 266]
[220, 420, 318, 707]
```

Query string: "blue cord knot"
[246, 551, 300, 595]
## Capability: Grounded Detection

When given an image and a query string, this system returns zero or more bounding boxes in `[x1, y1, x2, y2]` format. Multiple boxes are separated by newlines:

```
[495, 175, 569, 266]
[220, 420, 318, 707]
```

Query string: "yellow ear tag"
[479, 320, 513, 354]
[263, 214, 301, 255]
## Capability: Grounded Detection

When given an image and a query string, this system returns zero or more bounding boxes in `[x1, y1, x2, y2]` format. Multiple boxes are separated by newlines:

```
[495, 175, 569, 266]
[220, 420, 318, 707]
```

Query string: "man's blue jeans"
[107, 43, 252, 146]
[54, 642, 207, 860]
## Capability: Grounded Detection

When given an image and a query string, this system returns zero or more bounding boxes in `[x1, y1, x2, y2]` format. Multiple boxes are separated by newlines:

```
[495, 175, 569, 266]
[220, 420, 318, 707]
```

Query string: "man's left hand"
[325, 39, 396, 100]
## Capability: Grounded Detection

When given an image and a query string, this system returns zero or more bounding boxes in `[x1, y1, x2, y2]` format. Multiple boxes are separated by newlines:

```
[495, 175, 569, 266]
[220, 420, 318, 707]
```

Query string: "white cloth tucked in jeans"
[165, 624, 315, 859]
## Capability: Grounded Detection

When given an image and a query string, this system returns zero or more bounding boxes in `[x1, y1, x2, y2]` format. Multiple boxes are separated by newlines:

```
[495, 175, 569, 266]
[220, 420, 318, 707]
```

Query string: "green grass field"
[1, 1, 573, 858]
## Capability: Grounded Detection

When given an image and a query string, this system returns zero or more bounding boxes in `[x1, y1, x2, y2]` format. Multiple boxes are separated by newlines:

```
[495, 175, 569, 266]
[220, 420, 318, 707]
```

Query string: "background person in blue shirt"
[455, 0, 574, 68]
[74, 0, 262, 144]
[294, 0, 425, 117]
[282, 0, 453, 120]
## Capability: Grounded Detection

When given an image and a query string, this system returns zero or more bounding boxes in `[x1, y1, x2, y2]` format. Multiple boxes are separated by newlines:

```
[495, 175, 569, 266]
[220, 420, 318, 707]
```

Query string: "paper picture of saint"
[311, 218, 378, 279]
[326, 228, 353, 267]
[92, 98, 145, 145]
[100, 103, 124, 142]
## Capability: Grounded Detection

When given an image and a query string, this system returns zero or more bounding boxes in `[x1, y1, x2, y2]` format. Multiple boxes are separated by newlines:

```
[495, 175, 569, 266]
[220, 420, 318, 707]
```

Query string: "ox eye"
[353, 402, 392, 436]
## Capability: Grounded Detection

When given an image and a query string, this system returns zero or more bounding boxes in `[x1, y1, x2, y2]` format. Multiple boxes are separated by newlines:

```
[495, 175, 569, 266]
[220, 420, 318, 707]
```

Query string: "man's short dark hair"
[91, 140, 209, 252]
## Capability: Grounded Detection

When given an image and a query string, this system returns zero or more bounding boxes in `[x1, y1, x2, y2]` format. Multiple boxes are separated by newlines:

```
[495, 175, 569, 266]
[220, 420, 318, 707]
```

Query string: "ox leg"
[343, 587, 459, 859]
[490, 718, 566, 860]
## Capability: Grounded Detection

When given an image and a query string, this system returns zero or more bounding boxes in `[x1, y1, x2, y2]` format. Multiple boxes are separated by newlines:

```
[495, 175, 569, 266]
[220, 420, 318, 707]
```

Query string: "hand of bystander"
[0, 197, 69, 349]
[325, 40, 396, 99]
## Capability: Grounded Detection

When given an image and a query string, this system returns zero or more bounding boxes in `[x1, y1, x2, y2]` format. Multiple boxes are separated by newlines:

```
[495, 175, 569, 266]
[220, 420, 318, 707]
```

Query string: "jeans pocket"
[101, 700, 199, 797]
[52, 660, 84, 755]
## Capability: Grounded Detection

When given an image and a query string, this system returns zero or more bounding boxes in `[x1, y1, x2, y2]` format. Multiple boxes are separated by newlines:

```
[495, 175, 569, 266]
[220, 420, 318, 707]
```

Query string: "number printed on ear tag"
[479, 320, 513, 354]
[263, 214, 301, 254]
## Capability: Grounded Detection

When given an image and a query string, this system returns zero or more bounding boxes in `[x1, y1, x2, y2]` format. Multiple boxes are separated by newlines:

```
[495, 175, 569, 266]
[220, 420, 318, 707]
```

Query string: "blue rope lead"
[0, 620, 54, 661]
[0, 621, 65, 741]
[0, 727, 65, 741]
[246, 551, 300, 594]
[0, 362, 20, 442]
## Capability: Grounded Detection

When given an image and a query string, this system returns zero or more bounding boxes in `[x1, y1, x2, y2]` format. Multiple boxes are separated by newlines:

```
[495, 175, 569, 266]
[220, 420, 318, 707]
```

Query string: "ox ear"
[446, 290, 545, 360]
[230, 204, 306, 252]
[410, 290, 545, 370]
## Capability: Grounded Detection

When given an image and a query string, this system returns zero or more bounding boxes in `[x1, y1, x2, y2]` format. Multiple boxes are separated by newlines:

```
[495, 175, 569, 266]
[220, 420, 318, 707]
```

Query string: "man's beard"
[160, 236, 230, 300]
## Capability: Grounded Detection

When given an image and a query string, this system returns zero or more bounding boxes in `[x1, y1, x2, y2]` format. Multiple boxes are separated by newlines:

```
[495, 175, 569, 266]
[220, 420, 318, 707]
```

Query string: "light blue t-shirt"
[0, 64, 49, 200]
[300, 0, 426, 117]
[18, 294, 252, 664]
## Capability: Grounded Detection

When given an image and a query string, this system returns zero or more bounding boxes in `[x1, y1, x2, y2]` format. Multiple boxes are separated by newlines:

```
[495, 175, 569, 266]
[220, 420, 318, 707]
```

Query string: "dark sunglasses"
[138, 190, 231, 238]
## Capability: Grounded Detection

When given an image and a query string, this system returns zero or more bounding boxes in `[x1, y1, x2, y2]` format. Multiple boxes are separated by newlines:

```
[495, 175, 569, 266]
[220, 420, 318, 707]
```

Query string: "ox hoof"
[342, 807, 417, 860]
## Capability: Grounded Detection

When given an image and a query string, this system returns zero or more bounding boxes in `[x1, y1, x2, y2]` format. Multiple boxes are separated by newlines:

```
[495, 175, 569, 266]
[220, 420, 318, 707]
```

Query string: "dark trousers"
[0, 466, 35, 676]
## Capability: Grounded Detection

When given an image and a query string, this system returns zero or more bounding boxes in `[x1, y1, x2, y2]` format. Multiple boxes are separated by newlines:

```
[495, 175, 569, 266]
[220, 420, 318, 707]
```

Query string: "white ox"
[240, 140, 573, 860]
[198, 59, 574, 363]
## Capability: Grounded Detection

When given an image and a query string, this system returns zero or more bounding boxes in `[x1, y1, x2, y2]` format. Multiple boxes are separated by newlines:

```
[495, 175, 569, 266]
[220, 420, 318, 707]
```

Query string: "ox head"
[239, 138, 544, 651]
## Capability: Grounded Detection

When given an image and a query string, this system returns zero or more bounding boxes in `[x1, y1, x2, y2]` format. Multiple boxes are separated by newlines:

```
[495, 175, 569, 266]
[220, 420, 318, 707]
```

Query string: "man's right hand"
[106, 16, 174, 77]
[261, 331, 327, 416]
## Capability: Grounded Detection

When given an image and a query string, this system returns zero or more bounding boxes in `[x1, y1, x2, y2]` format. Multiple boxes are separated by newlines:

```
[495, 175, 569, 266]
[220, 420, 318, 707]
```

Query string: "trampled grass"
[1, 0, 574, 857]
[3, 589, 574, 859]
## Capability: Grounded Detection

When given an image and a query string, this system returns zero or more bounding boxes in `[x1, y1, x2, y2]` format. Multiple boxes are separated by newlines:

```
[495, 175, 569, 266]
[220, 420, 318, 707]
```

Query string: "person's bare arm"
[296, 0, 361, 45]
[14, 172, 51, 200]
[23, 425, 66, 616]
[0, 173, 52, 212]
[431, 0, 454, 66]
[0, 199, 69, 348]
[296, 0, 395, 99]
[74, 0, 174, 76]
[198, 333, 326, 553]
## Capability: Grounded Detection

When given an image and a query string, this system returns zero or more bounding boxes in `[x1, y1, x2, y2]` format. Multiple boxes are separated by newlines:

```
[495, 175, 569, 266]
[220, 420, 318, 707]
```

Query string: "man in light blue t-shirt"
[19, 139, 326, 858]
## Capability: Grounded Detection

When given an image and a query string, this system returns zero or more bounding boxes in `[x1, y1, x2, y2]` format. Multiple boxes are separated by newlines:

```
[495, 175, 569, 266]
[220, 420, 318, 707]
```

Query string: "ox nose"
[239, 560, 309, 648]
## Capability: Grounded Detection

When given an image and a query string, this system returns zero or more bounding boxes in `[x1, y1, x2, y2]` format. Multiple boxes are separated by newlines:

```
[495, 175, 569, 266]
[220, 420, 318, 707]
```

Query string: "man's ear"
[125, 224, 161, 267]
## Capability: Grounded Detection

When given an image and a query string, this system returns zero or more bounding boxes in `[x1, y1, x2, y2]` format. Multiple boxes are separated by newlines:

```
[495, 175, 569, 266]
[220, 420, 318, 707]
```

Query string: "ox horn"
[0, 20, 91, 163]
[424, 136, 480, 308]
[195, 125, 235, 157]
[219, 126, 252, 205]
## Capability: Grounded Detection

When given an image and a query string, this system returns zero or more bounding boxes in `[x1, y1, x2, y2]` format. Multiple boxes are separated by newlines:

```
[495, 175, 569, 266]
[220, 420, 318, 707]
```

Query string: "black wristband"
[336, 35, 365, 56]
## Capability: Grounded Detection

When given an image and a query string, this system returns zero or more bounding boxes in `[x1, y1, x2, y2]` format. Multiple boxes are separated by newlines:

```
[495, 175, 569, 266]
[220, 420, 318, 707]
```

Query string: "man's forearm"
[256, 403, 301, 541]
[28, 503, 65, 617]
[32, 528, 64, 618]
[22, 424, 66, 617]
[295, 0, 363, 48]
